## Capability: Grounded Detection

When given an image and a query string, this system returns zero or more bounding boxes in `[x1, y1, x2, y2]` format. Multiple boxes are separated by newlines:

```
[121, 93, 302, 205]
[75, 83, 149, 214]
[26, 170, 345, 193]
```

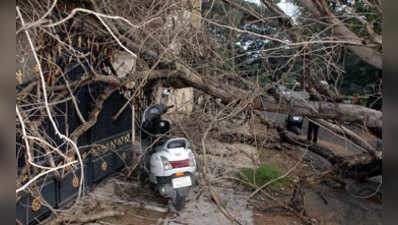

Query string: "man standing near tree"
[307, 119, 319, 143]
[306, 82, 328, 144]
[307, 94, 320, 144]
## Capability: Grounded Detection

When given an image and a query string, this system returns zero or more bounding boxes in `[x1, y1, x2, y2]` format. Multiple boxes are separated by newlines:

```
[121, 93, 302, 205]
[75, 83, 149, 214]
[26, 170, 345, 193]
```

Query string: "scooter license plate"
[292, 116, 301, 121]
[172, 176, 192, 188]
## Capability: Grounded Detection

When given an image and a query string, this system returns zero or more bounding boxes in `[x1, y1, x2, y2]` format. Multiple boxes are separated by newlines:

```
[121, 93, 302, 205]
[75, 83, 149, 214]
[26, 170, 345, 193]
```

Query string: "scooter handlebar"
[158, 104, 174, 114]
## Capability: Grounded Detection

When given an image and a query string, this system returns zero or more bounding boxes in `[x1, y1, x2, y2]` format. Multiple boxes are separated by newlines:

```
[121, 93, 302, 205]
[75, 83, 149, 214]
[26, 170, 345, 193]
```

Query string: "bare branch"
[16, 6, 84, 200]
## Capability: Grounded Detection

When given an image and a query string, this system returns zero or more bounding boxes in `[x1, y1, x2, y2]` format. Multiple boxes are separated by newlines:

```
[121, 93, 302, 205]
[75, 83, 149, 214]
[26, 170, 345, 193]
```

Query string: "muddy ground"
[47, 136, 382, 225]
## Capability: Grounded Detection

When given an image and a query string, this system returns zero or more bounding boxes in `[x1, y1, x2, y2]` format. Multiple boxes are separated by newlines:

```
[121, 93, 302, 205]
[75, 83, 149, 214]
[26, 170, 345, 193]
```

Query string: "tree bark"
[314, 119, 380, 158]
[48, 210, 125, 225]
[298, 0, 382, 69]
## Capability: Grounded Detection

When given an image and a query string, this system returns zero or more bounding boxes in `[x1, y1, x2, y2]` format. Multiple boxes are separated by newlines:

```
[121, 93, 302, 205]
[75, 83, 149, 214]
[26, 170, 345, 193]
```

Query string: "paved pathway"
[265, 112, 368, 155]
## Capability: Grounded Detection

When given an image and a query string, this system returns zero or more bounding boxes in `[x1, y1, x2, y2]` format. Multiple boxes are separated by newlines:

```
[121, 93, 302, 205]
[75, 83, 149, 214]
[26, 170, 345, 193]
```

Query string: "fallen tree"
[278, 126, 382, 183]
[170, 110, 380, 185]
[16, 2, 382, 220]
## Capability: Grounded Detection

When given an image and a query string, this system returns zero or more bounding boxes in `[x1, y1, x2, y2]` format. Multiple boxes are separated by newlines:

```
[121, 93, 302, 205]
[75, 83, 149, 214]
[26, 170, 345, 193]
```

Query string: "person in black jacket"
[307, 119, 319, 143]
[307, 92, 320, 144]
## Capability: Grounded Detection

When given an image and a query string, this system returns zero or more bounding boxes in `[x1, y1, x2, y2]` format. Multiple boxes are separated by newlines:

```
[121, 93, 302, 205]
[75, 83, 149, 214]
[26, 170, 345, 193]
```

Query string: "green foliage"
[202, 0, 267, 21]
[318, 0, 382, 39]
[340, 53, 381, 95]
[240, 163, 289, 190]
[202, 0, 382, 93]
[202, 0, 279, 83]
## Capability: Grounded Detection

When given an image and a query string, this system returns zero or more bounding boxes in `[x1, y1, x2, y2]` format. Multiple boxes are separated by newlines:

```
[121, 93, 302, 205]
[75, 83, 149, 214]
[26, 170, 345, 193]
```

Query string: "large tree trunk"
[172, 64, 382, 132]
[278, 126, 381, 181]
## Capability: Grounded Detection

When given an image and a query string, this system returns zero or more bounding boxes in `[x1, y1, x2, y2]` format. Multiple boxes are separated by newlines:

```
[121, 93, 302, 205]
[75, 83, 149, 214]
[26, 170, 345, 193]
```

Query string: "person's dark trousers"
[307, 121, 320, 143]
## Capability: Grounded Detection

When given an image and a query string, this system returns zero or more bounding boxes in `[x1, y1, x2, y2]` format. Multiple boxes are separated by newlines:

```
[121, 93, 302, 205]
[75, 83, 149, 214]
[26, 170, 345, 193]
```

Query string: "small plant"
[240, 163, 289, 190]
[257, 150, 272, 160]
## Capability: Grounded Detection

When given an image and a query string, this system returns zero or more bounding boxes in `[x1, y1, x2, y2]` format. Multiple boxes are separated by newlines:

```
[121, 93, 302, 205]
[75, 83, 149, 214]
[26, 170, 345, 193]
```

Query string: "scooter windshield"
[149, 107, 160, 115]
[167, 140, 186, 149]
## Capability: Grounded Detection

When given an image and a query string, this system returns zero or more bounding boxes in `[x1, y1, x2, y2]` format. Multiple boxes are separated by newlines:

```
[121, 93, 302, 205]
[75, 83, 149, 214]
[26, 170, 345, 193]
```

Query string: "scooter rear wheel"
[173, 189, 186, 211]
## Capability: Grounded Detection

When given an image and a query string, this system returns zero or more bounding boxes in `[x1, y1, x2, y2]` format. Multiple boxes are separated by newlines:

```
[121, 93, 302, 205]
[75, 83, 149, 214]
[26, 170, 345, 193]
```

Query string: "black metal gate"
[16, 81, 147, 225]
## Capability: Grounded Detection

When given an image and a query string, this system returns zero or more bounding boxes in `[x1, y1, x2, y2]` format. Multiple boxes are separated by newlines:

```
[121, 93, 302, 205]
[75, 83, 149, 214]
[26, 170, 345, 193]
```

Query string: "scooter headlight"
[160, 156, 172, 170]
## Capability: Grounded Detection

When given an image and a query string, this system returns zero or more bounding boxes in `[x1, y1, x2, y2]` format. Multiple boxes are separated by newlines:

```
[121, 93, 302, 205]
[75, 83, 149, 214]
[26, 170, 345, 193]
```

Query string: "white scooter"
[140, 103, 197, 211]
